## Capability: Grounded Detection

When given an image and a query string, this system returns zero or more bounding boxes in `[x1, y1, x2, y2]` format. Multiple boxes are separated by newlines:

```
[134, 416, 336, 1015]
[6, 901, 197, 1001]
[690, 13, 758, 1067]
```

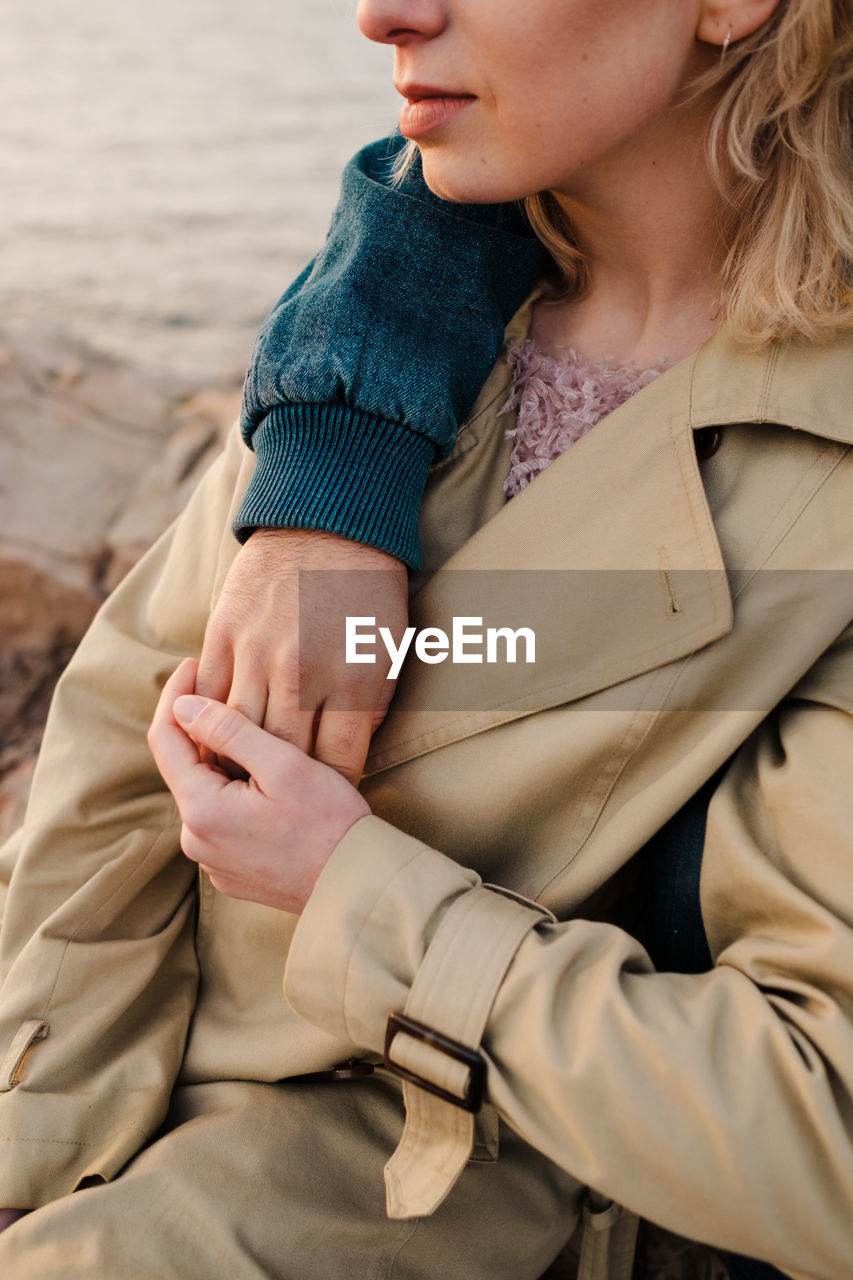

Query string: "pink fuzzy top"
[500, 339, 672, 498]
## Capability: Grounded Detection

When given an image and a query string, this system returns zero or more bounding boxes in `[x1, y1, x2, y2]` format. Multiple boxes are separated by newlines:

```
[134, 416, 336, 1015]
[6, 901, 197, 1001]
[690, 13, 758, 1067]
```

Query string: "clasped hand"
[148, 658, 370, 915]
[149, 527, 410, 911]
[195, 528, 409, 784]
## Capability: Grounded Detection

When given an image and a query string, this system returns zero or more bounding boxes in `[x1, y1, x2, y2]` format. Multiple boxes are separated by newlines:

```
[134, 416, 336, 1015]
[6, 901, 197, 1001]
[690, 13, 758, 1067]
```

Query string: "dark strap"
[725, 1254, 792, 1280]
[631, 769, 789, 1280]
[630, 768, 723, 975]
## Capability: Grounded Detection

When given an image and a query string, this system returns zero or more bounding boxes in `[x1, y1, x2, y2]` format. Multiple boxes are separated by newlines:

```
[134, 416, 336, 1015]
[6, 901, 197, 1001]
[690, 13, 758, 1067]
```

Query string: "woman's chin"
[418, 151, 532, 206]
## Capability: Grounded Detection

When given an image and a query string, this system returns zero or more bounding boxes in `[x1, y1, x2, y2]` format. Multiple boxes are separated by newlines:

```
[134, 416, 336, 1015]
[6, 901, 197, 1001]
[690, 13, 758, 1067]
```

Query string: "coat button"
[694, 426, 723, 460]
[287, 1058, 376, 1083]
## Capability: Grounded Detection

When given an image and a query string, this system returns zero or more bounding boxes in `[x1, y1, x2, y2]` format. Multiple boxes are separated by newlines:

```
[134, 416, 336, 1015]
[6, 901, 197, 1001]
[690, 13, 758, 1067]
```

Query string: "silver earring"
[720, 27, 732, 65]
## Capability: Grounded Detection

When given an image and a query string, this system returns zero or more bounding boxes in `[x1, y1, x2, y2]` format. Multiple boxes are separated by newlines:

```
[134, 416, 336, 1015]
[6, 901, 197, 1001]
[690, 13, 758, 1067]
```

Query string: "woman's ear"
[697, 0, 783, 48]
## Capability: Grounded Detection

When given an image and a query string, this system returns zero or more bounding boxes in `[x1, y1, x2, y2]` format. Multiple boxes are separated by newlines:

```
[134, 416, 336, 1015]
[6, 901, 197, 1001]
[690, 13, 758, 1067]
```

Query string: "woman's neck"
[534, 89, 727, 365]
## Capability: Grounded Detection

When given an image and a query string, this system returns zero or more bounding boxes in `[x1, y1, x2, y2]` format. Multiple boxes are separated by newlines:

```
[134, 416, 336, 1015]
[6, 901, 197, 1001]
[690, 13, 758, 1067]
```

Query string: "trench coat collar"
[687, 323, 853, 445]
[364, 304, 853, 775]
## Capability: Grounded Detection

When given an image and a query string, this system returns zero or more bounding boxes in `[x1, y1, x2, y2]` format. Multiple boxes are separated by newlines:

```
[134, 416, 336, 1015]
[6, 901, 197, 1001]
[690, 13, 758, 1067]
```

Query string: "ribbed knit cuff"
[232, 404, 437, 569]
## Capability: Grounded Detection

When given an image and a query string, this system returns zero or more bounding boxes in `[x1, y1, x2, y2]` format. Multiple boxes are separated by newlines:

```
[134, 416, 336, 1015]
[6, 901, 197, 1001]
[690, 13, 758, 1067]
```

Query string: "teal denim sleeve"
[235, 135, 547, 568]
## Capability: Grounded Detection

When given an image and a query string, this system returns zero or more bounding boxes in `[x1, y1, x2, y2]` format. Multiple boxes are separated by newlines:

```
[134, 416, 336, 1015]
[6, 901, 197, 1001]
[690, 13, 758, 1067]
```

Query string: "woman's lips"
[399, 95, 475, 140]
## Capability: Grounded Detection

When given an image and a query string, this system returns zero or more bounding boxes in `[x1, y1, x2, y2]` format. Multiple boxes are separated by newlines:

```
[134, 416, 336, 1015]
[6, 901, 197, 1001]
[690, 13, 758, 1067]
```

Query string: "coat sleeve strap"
[383, 885, 552, 1219]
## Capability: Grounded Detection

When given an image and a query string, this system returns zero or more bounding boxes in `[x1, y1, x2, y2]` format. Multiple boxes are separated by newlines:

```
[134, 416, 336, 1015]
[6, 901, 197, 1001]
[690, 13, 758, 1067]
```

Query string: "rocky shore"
[0, 332, 243, 842]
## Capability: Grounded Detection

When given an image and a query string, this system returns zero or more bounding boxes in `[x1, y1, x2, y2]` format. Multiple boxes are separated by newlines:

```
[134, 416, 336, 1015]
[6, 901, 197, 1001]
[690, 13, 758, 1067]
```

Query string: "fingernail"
[174, 694, 207, 725]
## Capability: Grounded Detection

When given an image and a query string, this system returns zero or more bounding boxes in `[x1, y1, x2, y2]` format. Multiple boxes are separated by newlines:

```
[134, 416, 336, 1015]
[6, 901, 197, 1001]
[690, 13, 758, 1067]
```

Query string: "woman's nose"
[356, 0, 447, 45]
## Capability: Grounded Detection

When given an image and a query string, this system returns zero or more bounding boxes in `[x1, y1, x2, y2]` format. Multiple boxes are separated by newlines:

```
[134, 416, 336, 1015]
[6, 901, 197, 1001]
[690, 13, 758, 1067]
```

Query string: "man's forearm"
[235, 135, 547, 567]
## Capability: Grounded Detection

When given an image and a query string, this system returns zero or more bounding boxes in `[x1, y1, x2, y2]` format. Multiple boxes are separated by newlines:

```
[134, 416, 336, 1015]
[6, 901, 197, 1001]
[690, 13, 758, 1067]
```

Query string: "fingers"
[150, 658, 372, 915]
[263, 693, 319, 758]
[195, 629, 234, 706]
[310, 666, 399, 781]
[195, 530, 410, 779]
[148, 658, 220, 805]
[150, 664, 299, 821]
[221, 657, 269, 729]
[150, 656, 199, 738]
[171, 694, 302, 797]
[199, 620, 270, 774]
[218, 671, 270, 780]
[312, 709, 374, 785]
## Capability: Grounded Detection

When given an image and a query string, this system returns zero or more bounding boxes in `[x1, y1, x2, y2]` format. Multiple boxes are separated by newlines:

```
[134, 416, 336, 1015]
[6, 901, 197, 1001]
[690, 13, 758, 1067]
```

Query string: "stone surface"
[0, 332, 242, 841]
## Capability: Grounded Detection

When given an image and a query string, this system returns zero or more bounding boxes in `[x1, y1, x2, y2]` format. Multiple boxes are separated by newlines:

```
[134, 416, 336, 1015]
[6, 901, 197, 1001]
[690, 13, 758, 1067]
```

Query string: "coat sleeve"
[284, 620, 853, 1280]
[0, 426, 253, 1209]
[234, 135, 547, 568]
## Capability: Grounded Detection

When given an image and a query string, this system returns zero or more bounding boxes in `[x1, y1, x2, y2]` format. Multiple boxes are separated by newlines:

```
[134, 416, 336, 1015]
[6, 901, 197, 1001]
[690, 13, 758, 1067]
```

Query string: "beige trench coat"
[1, 293, 853, 1278]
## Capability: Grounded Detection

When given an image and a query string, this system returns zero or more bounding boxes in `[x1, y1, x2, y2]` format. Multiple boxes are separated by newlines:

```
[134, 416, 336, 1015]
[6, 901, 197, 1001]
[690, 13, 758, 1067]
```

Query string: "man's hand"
[149, 659, 370, 915]
[196, 529, 409, 784]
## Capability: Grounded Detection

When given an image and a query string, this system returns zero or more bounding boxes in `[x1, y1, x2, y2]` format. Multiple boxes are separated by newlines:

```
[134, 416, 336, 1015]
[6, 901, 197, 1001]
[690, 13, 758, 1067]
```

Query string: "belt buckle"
[384, 1011, 486, 1113]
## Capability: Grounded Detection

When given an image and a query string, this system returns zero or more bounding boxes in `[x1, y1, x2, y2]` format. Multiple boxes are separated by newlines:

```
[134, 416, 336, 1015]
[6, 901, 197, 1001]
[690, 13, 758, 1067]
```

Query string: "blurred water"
[1, 0, 399, 382]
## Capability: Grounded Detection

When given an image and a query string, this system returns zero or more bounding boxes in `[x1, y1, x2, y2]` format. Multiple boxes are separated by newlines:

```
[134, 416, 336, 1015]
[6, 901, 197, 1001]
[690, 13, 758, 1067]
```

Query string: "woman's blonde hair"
[395, 0, 853, 348]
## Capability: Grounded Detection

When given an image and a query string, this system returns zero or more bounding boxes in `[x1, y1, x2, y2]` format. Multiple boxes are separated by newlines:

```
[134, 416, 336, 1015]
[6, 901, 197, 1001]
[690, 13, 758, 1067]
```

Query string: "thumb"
[174, 694, 297, 790]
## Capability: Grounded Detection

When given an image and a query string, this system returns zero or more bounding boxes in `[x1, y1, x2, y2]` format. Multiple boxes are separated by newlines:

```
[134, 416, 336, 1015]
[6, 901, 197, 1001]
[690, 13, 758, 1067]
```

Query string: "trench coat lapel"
[365, 339, 737, 775]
